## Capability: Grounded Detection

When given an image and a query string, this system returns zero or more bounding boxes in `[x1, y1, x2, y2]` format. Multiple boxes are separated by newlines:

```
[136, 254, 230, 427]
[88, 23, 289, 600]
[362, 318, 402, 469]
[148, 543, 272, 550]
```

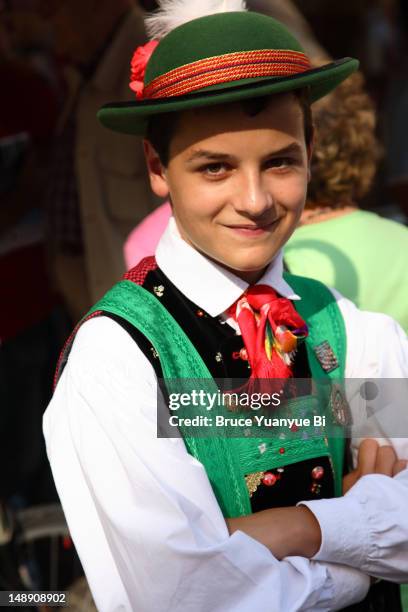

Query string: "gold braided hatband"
[143, 49, 311, 99]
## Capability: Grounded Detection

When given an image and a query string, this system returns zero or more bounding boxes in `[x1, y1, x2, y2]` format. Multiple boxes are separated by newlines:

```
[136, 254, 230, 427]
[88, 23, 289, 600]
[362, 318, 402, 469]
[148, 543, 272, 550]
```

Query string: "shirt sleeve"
[43, 316, 369, 612]
[300, 292, 408, 581]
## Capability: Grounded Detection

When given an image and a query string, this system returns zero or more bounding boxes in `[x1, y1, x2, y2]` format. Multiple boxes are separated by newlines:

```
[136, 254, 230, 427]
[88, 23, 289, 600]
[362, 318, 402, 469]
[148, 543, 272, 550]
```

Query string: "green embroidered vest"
[84, 273, 346, 518]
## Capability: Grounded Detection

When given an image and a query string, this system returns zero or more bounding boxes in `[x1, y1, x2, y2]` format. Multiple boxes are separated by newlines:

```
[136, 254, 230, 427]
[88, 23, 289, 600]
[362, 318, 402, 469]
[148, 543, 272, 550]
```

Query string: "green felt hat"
[98, 11, 359, 136]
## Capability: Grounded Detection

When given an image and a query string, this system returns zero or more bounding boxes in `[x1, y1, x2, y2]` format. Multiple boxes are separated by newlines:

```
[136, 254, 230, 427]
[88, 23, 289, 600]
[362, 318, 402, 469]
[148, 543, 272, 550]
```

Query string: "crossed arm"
[227, 440, 407, 564]
[44, 317, 408, 610]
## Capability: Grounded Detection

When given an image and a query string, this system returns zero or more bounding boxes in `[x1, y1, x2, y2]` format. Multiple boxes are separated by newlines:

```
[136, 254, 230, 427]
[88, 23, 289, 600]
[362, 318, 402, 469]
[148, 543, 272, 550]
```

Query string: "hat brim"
[98, 58, 358, 136]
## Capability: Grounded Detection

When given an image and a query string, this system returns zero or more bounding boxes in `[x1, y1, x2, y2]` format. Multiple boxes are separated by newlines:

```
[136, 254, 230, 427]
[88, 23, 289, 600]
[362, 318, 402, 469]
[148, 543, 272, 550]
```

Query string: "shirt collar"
[156, 217, 300, 318]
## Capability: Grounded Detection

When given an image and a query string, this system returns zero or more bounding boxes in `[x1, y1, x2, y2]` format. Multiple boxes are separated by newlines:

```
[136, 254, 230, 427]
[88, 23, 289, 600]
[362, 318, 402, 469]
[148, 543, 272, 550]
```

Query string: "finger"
[357, 439, 379, 475]
[392, 460, 408, 477]
[375, 445, 397, 476]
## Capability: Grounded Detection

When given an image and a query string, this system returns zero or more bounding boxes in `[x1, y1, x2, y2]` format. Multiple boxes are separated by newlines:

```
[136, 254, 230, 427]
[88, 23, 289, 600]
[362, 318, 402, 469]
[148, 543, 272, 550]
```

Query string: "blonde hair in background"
[307, 69, 381, 209]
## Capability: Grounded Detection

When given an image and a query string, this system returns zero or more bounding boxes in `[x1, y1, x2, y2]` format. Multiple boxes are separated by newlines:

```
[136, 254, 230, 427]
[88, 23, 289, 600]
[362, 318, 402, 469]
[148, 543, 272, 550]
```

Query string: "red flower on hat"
[129, 39, 159, 99]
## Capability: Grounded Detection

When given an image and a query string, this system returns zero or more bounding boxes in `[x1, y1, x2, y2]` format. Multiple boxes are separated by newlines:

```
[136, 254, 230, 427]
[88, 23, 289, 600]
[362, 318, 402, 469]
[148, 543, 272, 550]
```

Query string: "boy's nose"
[233, 171, 274, 218]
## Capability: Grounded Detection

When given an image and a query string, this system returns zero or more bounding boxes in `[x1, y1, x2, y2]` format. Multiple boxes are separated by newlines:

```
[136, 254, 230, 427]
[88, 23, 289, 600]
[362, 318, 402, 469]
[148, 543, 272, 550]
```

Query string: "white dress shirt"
[44, 218, 408, 611]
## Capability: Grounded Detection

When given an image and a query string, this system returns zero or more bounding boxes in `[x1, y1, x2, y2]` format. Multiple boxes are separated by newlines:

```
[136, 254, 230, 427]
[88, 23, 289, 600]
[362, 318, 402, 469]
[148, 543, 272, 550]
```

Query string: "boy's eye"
[264, 157, 296, 170]
[201, 162, 228, 176]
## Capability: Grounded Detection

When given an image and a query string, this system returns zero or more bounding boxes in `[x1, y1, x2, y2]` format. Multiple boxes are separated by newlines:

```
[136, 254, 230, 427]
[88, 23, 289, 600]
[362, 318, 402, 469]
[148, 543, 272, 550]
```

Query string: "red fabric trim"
[123, 255, 158, 285]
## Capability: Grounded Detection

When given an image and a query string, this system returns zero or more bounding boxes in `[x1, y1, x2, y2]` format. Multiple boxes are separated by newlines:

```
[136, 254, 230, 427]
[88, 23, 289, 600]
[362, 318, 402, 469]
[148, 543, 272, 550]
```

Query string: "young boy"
[44, 4, 408, 611]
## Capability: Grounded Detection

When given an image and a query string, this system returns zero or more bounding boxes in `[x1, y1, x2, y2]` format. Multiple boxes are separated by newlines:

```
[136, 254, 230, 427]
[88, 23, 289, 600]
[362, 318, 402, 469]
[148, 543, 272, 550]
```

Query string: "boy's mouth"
[224, 219, 280, 236]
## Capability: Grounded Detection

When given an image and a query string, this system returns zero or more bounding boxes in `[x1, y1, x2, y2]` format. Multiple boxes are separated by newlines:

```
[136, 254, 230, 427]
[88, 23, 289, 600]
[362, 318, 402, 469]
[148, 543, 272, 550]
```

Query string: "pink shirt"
[124, 201, 171, 269]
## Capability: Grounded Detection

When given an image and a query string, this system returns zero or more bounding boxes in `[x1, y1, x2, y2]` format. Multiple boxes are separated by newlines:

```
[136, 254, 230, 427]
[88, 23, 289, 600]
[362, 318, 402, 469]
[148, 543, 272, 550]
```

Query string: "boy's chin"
[195, 242, 278, 278]
[223, 251, 278, 273]
[215, 254, 276, 281]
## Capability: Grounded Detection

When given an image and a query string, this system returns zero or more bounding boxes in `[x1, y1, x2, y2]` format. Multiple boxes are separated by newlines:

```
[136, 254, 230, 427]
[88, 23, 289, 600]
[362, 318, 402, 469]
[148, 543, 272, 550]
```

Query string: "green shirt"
[285, 210, 408, 333]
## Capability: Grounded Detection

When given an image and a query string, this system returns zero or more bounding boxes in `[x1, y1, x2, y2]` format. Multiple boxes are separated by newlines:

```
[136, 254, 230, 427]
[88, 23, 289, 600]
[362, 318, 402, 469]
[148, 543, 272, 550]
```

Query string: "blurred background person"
[0, 9, 65, 593]
[284, 70, 408, 333]
[42, 0, 159, 322]
[0, 11, 61, 507]
[0, 0, 159, 594]
[382, 0, 408, 219]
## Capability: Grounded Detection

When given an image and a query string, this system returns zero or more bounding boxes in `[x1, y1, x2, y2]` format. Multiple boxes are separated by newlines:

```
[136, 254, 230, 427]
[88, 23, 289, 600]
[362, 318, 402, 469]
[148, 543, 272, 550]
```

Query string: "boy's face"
[145, 93, 312, 283]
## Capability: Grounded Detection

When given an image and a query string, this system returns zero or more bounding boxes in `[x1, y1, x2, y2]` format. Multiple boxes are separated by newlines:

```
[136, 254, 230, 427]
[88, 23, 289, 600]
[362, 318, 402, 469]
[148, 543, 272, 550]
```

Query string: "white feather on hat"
[145, 0, 247, 40]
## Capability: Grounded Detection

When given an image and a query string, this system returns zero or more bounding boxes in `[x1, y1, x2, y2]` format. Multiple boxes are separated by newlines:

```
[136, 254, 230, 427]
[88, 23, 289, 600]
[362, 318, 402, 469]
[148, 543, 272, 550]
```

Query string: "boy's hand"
[342, 439, 407, 494]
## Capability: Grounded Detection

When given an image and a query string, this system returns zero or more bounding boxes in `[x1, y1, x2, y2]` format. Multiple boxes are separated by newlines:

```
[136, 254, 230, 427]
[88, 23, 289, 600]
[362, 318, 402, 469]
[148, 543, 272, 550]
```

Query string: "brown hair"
[146, 89, 313, 167]
[307, 71, 380, 208]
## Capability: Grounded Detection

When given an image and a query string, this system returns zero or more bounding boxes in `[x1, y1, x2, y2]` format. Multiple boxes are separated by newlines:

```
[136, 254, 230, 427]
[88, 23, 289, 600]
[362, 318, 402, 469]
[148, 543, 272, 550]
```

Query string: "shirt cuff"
[228, 531, 369, 610]
[298, 496, 370, 567]
[323, 563, 370, 610]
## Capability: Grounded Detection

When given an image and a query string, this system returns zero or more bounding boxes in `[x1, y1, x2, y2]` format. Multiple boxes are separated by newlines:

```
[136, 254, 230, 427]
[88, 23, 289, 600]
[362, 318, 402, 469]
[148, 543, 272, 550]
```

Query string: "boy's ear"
[143, 140, 170, 198]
